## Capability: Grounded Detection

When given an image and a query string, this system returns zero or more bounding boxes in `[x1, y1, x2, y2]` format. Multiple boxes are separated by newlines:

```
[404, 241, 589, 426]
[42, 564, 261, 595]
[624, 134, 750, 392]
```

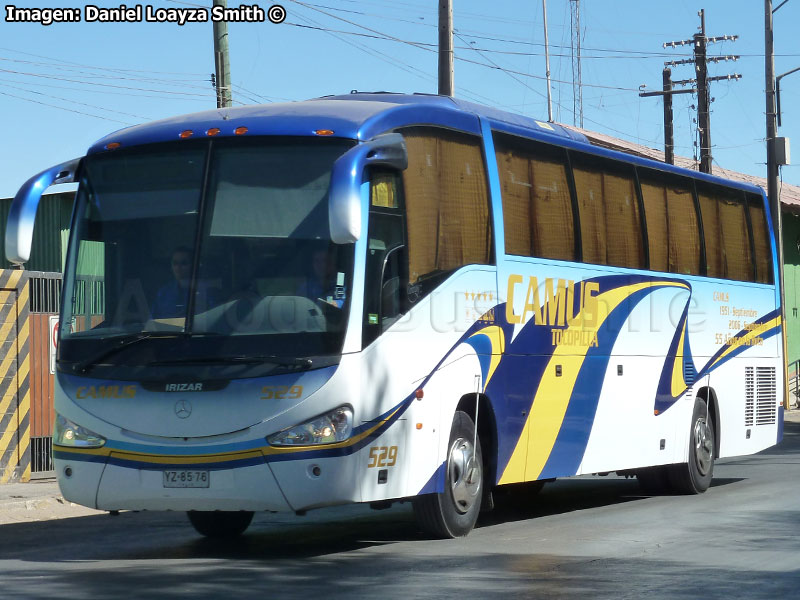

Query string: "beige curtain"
[718, 194, 752, 281]
[698, 192, 723, 278]
[640, 182, 669, 272]
[573, 166, 644, 268]
[749, 196, 773, 283]
[603, 171, 644, 268]
[573, 168, 606, 265]
[496, 150, 532, 256]
[495, 140, 574, 261]
[530, 159, 575, 260]
[665, 184, 701, 275]
[700, 189, 753, 281]
[402, 130, 491, 283]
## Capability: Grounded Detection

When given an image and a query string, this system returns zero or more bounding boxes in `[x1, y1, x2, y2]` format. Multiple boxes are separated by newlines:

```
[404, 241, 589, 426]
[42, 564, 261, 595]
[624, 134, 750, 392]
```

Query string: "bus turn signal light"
[105, 142, 121, 150]
[179, 130, 194, 139]
[234, 126, 248, 135]
[314, 129, 335, 136]
[206, 128, 221, 137]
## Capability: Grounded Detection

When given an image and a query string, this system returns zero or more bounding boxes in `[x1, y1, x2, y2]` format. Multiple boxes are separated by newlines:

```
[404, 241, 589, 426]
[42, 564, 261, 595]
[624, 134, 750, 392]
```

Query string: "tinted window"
[572, 156, 644, 269]
[748, 193, 774, 283]
[401, 128, 492, 284]
[639, 172, 701, 275]
[697, 184, 752, 281]
[494, 133, 575, 261]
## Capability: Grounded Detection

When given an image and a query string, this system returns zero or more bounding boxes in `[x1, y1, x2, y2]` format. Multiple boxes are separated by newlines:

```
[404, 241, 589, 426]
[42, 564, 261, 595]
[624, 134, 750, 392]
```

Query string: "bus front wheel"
[669, 397, 715, 494]
[413, 411, 483, 538]
[187, 510, 254, 538]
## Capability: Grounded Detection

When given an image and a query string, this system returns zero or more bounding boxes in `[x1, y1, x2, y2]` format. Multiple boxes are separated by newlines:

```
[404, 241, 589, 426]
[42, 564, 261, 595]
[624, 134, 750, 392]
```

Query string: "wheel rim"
[693, 418, 713, 476]
[447, 437, 481, 514]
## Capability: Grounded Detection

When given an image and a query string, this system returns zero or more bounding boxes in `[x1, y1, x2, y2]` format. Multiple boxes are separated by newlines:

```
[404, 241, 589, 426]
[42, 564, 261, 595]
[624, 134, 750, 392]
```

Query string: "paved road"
[2, 420, 800, 599]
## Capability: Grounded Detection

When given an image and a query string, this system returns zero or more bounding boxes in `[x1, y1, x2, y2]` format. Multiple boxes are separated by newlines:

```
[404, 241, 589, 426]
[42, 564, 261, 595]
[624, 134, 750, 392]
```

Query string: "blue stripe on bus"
[539, 285, 655, 479]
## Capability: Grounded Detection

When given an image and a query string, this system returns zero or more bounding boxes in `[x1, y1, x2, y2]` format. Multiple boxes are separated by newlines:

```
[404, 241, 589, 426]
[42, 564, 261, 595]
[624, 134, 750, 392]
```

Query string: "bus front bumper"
[54, 456, 292, 512]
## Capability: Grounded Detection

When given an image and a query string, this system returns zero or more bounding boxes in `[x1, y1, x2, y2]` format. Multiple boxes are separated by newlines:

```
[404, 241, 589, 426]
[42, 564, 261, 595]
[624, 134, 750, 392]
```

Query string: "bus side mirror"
[5, 158, 81, 265]
[328, 133, 407, 244]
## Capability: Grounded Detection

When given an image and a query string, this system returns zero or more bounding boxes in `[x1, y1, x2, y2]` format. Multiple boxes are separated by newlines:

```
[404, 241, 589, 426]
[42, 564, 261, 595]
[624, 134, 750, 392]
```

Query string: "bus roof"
[88, 92, 587, 154]
[87, 92, 764, 195]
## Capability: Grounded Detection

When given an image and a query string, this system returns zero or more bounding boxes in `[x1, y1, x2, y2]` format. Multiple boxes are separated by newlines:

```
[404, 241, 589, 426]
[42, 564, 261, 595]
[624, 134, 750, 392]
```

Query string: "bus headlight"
[54, 414, 106, 448]
[267, 406, 353, 446]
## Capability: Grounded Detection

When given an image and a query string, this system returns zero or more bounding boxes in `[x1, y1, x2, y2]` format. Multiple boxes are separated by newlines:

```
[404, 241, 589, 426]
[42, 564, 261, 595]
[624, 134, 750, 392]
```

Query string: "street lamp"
[777, 66, 800, 127]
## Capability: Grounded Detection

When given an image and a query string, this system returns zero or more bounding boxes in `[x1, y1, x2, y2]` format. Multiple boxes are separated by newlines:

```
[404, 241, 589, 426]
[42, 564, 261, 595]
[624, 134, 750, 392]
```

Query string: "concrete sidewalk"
[0, 479, 62, 511]
[0, 478, 102, 524]
[3, 408, 800, 524]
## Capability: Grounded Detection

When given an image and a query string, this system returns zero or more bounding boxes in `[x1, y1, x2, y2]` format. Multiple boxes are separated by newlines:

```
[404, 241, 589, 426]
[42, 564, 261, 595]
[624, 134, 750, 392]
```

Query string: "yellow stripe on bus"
[500, 280, 688, 484]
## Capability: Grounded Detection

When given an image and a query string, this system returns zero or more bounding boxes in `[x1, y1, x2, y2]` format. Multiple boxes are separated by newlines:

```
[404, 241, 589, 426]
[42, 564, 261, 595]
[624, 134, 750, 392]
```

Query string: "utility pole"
[639, 69, 695, 165]
[662, 10, 740, 174]
[542, 0, 554, 122]
[695, 11, 712, 173]
[438, 0, 454, 96]
[766, 0, 790, 409]
[663, 68, 675, 165]
[212, 0, 232, 108]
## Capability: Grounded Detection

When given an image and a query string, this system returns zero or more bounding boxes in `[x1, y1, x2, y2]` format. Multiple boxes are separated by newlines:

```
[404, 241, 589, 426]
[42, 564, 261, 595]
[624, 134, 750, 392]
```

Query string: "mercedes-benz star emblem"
[174, 399, 192, 419]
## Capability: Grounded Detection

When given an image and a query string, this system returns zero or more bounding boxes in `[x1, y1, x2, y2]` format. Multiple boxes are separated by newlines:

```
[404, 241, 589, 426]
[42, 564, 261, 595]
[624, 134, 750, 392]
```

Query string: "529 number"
[261, 385, 303, 400]
[367, 446, 398, 468]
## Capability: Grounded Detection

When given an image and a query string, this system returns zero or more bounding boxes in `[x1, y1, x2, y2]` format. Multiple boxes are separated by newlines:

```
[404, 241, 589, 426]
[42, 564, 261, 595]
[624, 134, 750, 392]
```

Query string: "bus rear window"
[748, 193, 774, 284]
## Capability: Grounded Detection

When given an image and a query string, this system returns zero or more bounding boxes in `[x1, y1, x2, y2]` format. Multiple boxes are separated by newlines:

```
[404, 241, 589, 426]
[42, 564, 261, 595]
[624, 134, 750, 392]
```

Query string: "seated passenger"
[296, 248, 346, 308]
[152, 247, 219, 318]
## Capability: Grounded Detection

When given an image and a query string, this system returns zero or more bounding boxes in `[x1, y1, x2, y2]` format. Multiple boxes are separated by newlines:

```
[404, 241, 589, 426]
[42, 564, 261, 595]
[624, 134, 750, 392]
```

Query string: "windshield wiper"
[149, 355, 313, 368]
[70, 332, 189, 374]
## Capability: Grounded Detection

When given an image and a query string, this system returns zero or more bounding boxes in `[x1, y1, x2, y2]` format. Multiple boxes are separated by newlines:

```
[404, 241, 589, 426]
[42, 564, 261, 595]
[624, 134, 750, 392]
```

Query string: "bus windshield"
[59, 137, 355, 378]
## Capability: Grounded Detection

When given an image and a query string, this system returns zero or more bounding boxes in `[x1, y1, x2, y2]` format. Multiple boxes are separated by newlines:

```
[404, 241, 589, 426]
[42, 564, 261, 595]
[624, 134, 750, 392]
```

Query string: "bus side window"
[571, 156, 645, 269]
[639, 172, 701, 276]
[364, 173, 408, 348]
[381, 245, 407, 327]
[747, 193, 774, 284]
[400, 127, 492, 296]
[697, 184, 752, 281]
[493, 132, 575, 261]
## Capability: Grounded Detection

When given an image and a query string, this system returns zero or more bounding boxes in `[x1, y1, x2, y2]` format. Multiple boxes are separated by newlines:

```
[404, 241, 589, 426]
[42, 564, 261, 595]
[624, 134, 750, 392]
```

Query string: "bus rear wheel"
[413, 411, 483, 538]
[187, 510, 254, 538]
[669, 397, 715, 494]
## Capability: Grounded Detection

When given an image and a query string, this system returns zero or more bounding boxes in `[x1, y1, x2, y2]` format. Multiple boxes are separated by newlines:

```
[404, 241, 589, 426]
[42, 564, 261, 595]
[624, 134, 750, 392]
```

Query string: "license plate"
[163, 470, 210, 488]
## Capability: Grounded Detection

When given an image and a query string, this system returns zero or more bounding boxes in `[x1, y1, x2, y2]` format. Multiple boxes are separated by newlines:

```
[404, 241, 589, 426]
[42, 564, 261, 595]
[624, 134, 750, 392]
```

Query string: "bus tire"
[636, 466, 672, 494]
[669, 397, 715, 494]
[413, 411, 483, 538]
[187, 510, 254, 538]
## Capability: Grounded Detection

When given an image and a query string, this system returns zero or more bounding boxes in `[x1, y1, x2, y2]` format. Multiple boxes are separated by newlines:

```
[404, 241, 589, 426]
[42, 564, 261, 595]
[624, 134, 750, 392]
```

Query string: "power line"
[454, 32, 548, 104]
[0, 57, 212, 90]
[289, 4, 515, 109]
[3, 82, 151, 120]
[290, 9, 435, 84]
[0, 47, 208, 77]
[0, 75, 216, 103]
[0, 89, 134, 125]
[0, 68, 216, 98]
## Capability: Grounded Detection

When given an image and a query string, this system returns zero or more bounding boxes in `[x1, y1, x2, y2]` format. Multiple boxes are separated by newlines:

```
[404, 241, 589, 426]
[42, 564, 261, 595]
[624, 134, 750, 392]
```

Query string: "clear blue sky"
[2, 0, 799, 200]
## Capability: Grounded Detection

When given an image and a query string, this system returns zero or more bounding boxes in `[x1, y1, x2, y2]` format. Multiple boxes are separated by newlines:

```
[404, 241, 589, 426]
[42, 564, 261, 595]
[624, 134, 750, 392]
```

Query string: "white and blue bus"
[6, 93, 783, 538]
